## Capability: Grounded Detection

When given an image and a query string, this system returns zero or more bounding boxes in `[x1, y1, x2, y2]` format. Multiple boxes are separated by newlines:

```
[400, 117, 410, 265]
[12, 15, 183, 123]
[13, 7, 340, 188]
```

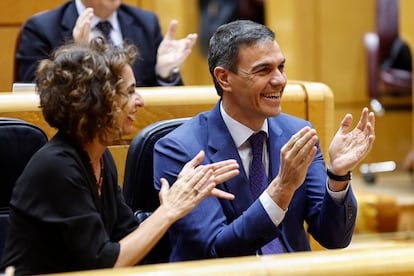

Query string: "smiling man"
[153, 20, 376, 261]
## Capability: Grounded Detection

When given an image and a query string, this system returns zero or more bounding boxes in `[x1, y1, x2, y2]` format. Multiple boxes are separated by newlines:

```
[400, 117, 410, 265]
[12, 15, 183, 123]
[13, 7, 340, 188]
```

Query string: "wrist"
[156, 66, 180, 81]
[326, 168, 352, 182]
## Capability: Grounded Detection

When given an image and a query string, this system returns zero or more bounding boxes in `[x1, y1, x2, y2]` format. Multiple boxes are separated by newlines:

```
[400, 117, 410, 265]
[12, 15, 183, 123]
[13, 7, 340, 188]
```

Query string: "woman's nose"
[134, 91, 144, 107]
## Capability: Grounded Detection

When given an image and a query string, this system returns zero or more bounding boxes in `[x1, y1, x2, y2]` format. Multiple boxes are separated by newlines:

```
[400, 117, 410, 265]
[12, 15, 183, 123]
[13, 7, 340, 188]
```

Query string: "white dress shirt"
[75, 0, 123, 45]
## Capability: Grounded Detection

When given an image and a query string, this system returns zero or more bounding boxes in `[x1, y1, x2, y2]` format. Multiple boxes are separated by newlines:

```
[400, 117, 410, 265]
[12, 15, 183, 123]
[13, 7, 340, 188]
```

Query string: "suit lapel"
[206, 103, 253, 212]
[117, 7, 135, 41]
[267, 118, 284, 180]
[117, 7, 147, 80]
[61, 2, 78, 41]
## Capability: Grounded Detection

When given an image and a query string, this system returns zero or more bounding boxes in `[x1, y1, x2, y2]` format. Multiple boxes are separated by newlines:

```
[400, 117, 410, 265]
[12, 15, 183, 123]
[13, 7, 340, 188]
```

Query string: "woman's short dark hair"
[36, 38, 138, 145]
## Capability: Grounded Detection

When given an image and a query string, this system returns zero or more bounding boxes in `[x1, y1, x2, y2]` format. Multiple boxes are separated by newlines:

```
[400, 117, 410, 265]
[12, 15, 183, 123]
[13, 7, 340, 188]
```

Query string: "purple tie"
[249, 131, 268, 199]
[96, 21, 113, 44]
[249, 131, 285, 254]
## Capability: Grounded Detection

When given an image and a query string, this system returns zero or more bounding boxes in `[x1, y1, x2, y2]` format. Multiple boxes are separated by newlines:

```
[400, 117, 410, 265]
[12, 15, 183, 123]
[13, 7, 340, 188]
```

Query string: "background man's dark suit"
[16, 1, 182, 87]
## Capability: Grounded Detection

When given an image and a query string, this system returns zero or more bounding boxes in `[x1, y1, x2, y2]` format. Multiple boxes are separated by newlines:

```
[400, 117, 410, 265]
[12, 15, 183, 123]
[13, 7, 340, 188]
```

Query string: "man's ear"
[214, 67, 232, 92]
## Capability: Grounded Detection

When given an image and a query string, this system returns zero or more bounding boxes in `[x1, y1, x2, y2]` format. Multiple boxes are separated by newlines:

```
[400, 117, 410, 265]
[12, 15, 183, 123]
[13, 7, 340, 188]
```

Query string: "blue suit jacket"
[16, 1, 182, 87]
[154, 101, 357, 261]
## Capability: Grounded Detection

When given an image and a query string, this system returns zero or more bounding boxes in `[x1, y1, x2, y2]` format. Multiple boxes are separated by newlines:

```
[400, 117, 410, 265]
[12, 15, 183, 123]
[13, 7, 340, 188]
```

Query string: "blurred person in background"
[16, 0, 197, 87]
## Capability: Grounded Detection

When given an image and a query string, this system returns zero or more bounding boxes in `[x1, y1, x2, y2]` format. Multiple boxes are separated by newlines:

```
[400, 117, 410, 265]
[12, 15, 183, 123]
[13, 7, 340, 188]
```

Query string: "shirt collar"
[220, 101, 268, 148]
[75, 0, 120, 33]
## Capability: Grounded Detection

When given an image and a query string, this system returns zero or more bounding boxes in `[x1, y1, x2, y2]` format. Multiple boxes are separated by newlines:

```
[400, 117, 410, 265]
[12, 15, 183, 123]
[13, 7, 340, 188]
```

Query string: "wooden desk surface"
[43, 240, 414, 276]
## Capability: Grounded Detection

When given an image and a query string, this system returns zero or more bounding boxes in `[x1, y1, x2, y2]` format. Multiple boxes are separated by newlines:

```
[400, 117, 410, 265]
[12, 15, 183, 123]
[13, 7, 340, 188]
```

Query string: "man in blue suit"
[153, 20, 376, 260]
[15, 0, 197, 86]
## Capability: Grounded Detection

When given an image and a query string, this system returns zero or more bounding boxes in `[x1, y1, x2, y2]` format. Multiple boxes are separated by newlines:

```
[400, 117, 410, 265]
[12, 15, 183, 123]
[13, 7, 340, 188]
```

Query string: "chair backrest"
[363, 0, 412, 115]
[0, 212, 8, 262]
[0, 117, 48, 261]
[122, 117, 189, 264]
[377, 0, 400, 63]
[0, 118, 48, 209]
[123, 117, 190, 213]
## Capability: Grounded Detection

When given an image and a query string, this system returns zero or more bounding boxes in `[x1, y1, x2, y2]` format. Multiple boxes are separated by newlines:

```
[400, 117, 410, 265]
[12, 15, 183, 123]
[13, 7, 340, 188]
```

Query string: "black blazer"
[16, 1, 182, 86]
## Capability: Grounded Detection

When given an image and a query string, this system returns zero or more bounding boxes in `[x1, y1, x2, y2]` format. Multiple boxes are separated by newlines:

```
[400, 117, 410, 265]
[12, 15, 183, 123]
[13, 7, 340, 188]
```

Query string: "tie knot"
[96, 21, 112, 43]
[249, 131, 266, 156]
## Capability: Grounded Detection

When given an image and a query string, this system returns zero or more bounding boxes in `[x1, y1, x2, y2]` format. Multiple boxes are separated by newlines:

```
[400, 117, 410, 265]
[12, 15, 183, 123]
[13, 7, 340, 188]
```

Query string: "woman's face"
[115, 65, 144, 136]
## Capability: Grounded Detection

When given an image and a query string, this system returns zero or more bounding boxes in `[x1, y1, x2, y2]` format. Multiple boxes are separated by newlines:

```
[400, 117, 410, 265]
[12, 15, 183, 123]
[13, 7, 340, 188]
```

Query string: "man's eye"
[278, 65, 285, 73]
[255, 67, 271, 74]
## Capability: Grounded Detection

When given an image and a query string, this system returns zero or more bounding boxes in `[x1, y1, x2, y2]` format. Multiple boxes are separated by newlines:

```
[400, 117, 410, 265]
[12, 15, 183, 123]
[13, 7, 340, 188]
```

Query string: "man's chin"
[267, 107, 282, 117]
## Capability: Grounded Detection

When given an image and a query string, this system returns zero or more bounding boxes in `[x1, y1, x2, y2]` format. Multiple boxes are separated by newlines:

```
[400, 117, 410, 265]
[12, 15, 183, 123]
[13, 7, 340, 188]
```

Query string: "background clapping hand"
[156, 19, 198, 78]
[73, 8, 94, 43]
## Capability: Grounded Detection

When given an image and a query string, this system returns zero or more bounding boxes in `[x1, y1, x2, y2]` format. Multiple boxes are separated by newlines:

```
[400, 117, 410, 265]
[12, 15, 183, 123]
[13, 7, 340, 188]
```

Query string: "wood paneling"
[0, 82, 332, 185]
[0, 27, 20, 92]
[266, 0, 412, 167]
[400, 0, 414, 174]
[265, 0, 375, 104]
[0, 0, 67, 24]
[265, 0, 317, 82]
[0, 0, 412, 167]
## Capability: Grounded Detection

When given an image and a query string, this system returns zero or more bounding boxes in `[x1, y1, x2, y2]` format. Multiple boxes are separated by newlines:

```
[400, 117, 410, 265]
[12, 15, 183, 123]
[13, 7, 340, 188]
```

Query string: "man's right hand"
[73, 8, 94, 43]
[267, 126, 318, 210]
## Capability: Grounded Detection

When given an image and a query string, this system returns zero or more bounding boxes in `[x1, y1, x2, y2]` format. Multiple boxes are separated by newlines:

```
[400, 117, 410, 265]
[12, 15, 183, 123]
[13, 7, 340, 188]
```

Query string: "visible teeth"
[262, 93, 280, 98]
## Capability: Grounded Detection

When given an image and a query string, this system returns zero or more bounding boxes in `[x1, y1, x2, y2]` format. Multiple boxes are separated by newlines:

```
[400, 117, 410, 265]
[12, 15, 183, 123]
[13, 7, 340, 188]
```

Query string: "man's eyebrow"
[252, 57, 286, 69]
[251, 63, 270, 70]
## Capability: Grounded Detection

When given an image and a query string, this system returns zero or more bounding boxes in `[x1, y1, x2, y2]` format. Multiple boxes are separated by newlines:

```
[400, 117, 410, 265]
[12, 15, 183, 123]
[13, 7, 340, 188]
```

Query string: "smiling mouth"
[127, 114, 135, 121]
[261, 92, 281, 99]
